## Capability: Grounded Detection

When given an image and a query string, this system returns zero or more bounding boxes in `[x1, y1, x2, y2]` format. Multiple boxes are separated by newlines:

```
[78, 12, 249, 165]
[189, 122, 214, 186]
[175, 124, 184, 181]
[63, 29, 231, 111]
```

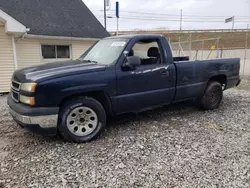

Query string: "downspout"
[12, 28, 30, 70]
[11, 35, 18, 70]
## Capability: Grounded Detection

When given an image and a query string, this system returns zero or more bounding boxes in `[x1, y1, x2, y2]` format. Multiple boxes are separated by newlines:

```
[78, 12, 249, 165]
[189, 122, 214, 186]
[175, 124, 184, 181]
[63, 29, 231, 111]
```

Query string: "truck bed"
[173, 58, 240, 101]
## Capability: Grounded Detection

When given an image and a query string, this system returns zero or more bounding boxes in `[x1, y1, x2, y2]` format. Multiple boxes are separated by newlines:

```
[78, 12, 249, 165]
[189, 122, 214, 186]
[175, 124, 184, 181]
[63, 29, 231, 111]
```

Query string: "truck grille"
[11, 80, 21, 91]
[11, 80, 21, 103]
[11, 90, 19, 102]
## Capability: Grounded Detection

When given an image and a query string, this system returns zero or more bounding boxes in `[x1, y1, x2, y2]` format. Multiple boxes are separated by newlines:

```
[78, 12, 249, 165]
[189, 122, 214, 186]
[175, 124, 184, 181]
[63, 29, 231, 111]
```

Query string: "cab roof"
[105, 34, 165, 40]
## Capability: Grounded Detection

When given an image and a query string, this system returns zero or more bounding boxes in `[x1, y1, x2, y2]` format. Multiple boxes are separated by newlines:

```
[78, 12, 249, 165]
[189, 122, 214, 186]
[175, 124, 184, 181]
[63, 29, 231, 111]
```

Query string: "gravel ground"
[0, 83, 250, 188]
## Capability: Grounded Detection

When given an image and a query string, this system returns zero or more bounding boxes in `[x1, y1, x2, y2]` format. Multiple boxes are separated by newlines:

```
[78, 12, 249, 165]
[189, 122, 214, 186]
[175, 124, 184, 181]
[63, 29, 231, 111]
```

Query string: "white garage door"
[0, 26, 15, 92]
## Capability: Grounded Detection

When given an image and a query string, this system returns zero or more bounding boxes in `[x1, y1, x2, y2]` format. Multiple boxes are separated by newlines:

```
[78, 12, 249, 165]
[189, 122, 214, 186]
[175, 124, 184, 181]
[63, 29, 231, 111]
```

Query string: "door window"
[129, 40, 162, 65]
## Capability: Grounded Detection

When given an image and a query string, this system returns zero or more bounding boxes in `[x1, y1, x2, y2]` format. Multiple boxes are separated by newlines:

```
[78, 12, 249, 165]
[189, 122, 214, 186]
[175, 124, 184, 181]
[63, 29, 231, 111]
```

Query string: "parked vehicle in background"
[7, 34, 241, 142]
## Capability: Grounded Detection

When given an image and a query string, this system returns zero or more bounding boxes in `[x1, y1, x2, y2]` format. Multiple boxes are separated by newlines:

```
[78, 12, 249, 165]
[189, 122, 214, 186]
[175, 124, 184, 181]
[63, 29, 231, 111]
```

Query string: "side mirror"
[122, 56, 141, 71]
[123, 51, 129, 57]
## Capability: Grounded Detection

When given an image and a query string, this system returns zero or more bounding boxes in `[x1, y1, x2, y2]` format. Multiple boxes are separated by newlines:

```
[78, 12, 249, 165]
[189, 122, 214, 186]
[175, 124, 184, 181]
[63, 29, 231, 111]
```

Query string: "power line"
[105, 14, 250, 21]
[95, 9, 250, 18]
[116, 10, 250, 18]
[103, 15, 250, 23]
[121, 17, 250, 23]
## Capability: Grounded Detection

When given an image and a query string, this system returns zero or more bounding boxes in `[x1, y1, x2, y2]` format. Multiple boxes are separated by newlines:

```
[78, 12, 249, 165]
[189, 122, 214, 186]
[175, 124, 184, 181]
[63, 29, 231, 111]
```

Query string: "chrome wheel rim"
[66, 107, 98, 136]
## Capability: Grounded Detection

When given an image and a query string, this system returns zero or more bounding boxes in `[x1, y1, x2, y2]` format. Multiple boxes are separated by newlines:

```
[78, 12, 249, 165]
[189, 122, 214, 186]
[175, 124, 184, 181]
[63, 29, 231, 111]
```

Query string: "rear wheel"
[58, 97, 106, 142]
[200, 81, 223, 110]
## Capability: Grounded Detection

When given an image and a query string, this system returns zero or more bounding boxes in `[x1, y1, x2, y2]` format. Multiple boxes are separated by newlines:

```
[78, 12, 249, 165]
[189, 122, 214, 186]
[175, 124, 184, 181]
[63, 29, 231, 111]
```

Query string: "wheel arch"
[59, 91, 114, 116]
[208, 74, 227, 86]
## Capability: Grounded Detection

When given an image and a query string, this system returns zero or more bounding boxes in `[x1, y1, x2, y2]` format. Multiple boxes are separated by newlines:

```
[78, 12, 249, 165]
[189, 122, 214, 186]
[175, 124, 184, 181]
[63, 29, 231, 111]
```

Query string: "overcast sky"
[83, 0, 250, 31]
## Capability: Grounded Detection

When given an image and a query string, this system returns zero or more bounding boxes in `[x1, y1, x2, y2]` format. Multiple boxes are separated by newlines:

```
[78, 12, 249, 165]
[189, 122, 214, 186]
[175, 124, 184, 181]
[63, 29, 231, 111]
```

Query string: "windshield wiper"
[83, 59, 98, 64]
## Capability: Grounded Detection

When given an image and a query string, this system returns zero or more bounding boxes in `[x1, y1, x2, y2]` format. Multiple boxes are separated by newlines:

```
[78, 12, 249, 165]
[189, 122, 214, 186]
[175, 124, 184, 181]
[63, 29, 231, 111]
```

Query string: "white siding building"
[0, 0, 109, 92]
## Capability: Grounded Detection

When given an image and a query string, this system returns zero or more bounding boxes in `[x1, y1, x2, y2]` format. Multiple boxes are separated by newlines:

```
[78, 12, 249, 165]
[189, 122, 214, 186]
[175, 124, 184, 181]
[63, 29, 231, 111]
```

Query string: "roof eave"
[25, 34, 101, 41]
[0, 9, 27, 34]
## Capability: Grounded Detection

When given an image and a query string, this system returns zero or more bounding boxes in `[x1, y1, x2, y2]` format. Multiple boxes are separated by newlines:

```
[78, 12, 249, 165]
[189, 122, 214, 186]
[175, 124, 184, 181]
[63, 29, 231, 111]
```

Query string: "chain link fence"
[170, 32, 250, 76]
[171, 38, 220, 60]
[219, 48, 250, 75]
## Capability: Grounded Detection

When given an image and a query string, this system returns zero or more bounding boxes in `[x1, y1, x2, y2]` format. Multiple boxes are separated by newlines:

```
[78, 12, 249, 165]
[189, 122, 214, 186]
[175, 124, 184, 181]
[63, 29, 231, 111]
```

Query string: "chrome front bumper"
[8, 106, 58, 128]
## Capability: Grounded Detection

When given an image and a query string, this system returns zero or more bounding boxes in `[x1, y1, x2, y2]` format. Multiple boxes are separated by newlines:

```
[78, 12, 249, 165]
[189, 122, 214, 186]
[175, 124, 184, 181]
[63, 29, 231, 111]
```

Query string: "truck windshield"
[78, 38, 129, 65]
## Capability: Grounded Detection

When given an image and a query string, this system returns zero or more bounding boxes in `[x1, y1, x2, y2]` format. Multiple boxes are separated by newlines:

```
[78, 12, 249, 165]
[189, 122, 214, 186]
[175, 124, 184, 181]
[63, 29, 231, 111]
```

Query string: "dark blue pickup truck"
[7, 34, 240, 142]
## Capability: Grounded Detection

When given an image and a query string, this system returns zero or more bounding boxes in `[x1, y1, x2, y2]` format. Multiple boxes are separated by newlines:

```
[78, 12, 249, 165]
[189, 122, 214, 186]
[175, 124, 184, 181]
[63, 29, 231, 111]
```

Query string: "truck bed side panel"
[174, 58, 240, 101]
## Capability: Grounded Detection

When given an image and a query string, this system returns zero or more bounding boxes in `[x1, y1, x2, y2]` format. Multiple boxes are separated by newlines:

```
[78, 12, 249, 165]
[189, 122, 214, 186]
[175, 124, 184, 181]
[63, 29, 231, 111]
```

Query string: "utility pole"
[117, 17, 119, 36]
[178, 9, 182, 56]
[243, 30, 248, 75]
[189, 33, 192, 59]
[180, 9, 183, 31]
[104, 0, 107, 29]
[116, 1, 119, 36]
[232, 16, 235, 30]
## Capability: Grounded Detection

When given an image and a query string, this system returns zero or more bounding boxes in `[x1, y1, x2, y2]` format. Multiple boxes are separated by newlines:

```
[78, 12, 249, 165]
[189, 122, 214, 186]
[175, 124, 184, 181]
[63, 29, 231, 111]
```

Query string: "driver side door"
[115, 38, 176, 113]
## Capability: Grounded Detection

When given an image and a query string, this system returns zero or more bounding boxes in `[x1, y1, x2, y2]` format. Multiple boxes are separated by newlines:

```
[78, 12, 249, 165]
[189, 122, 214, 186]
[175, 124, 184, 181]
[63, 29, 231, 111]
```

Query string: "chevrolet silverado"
[7, 34, 241, 142]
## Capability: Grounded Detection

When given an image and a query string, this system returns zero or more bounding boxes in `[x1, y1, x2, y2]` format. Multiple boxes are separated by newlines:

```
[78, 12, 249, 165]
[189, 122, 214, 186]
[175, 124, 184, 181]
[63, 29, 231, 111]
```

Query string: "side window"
[130, 40, 162, 65]
[41, 45, 70, 59]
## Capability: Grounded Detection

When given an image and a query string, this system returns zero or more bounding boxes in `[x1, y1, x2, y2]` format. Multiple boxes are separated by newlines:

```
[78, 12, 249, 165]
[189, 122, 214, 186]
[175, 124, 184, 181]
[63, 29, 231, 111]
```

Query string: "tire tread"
[58, 97, 106, 142]
[200, 81, 223, 110]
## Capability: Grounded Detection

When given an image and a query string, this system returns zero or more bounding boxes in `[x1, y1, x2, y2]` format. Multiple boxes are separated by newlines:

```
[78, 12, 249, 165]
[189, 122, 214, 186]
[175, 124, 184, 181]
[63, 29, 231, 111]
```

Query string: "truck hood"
[13, 60, 107, 82]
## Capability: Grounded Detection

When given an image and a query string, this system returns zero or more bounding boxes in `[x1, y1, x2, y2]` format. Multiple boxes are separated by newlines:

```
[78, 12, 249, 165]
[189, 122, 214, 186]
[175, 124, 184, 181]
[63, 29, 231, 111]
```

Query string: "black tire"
[200, 81, 223, 110]
[58, 97, 106, 142]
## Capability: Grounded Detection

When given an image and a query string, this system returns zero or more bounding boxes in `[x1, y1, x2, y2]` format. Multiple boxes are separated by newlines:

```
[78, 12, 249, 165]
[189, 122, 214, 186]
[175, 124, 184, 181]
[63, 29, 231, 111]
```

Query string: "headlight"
[20, 83, 37, 92]
[20, 95, 35, 105]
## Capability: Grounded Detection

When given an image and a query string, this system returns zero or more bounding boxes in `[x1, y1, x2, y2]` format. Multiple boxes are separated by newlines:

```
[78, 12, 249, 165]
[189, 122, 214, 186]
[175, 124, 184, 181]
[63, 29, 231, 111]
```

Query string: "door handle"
[161, 70, 169, 76]
[182, 76, 188, 83]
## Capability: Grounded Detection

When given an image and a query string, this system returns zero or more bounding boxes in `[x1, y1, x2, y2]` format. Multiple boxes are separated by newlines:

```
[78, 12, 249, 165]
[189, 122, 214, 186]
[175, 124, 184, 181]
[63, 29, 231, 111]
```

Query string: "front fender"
[34, 67, 116, 107]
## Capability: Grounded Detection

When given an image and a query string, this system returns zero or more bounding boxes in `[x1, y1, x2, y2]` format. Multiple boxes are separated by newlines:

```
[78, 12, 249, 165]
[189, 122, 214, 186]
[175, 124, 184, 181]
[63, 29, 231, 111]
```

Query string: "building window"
[41, 45, 70, 59]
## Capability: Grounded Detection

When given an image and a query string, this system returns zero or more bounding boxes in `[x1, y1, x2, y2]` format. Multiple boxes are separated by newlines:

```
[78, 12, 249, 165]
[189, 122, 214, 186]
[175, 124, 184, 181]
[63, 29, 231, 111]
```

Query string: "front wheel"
[58, 97, 106, 142]
[199, 81, 223, 110]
